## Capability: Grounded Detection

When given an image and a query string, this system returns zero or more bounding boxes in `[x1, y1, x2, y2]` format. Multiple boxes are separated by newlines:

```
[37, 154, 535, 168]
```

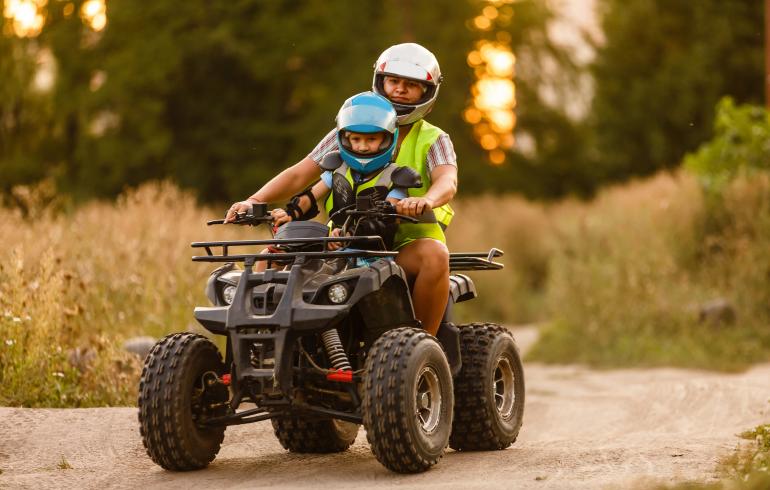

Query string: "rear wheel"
[362, 327, 453, 473]
[450, 323, 525, 451]
[272, 416, 358, 453]
[138, 333, 229, 470]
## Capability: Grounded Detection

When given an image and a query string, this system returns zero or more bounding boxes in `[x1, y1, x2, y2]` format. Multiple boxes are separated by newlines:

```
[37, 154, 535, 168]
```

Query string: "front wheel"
[138, 333, 229, 470]
[450, 323, 525, 451]
[362, 327, 453, 473]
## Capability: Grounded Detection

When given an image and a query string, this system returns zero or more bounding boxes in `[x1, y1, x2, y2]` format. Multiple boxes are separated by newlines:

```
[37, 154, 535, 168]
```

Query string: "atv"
[137, 195, 524, 474]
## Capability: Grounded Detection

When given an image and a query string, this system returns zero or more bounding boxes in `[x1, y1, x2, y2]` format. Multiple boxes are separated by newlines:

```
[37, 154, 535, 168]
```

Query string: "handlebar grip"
[208, 213, 273, 226]
[388, 213, 419, 224]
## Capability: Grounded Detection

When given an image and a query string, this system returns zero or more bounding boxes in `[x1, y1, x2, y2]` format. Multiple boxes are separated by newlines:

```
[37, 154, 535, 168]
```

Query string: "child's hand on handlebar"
[328, 228, 344, 251]
[270, 208, 292, 227]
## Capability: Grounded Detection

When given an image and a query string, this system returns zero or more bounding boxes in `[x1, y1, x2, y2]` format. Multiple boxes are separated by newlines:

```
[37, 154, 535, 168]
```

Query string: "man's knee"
[424, 242, 449, 273]
[409, 240, 449, 276]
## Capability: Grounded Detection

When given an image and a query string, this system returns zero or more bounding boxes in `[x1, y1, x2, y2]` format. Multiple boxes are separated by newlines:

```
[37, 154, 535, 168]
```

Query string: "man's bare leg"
[395, 239, 450, 336]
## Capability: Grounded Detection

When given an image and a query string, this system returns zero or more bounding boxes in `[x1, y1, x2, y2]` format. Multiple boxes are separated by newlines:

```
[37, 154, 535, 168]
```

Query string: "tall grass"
[0, 181, 256, 406]
[3, 168, 770, 407]
[448, 194, 552, 323]
[529, 172, 770, 370]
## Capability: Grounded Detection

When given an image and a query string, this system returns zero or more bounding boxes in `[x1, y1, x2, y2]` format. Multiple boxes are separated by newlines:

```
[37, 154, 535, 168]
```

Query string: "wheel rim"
[494, 356, 516, 420]
[415, 366, 442, 433]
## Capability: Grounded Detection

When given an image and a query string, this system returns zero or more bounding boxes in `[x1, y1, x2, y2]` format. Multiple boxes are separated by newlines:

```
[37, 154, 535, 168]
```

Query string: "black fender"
[205, 262, 237, 306]
[437, 322, 462, 377]
[436, 274, 477, 376]
[449, 273, 477, 304]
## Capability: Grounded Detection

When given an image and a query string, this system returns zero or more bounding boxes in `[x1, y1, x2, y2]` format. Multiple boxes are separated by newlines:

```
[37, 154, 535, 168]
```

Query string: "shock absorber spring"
[321, 329, 352, 371]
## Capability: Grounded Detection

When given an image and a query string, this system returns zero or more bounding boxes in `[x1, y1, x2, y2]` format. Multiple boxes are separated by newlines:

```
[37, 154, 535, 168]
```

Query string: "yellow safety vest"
[391, 120, 454, 249]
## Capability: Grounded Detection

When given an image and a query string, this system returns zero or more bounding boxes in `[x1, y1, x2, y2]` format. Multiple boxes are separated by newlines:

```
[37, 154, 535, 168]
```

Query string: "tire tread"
[138, 333, 226, 471]
[449, 323, 524, 451]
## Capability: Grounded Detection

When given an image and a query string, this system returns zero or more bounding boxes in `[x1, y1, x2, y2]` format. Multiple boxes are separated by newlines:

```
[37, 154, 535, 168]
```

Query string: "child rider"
[255, 91, 420, 271]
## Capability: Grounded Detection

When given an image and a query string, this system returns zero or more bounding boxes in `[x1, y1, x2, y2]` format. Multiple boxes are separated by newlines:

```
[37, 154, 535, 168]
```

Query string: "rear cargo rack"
[449, 248, 504, 271]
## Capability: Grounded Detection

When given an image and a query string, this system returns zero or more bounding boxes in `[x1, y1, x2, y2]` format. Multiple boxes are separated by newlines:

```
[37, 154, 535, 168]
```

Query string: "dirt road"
[1, 328, 769, 489]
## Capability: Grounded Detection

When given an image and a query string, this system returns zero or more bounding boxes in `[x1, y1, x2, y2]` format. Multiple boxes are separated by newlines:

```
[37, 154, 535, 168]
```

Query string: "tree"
[2, 0, 586, 202]
[589, 0, 764, 182]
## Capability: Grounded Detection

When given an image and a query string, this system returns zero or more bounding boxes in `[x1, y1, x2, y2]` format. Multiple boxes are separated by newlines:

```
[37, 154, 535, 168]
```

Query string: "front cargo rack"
[192, 238, 504, 271]
[191, 236, 397, 264]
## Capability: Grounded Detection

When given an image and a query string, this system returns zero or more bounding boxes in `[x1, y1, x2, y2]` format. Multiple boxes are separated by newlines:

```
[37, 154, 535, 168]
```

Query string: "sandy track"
[1, 328, 769, 489]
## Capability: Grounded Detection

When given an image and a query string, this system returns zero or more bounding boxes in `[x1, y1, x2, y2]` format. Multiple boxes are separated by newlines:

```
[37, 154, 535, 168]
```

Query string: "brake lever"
[342, 208, 420, 224]
[207, 213, 273, 226]
[387, 213, 419, 224]
[328, 204, 356, 223]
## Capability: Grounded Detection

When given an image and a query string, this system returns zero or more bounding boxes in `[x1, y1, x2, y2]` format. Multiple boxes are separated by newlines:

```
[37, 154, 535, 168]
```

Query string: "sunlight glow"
[465, 0, 517, 165]
[81, 0, 106, 31]
[3, 0, 47, 38]
[465, 41, 517, 164]
[3, 0, 107, 37]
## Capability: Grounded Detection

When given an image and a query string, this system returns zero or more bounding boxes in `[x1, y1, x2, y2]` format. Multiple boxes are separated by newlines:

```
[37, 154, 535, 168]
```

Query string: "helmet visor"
[337, 105, 397, 134]
[338, 131, 393, 157]
[378, 59, 434, 84]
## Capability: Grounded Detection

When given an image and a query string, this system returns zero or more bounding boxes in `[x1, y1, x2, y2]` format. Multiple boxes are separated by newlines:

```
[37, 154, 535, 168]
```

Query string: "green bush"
[685, 97, 770, 193]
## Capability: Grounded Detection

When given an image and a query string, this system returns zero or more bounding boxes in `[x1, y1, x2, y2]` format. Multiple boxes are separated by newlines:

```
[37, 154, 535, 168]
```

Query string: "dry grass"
[529, 172, 770, 369]
[2, 170, 770, 407]
[448, 194, 552, 323]
[0, 181, 256, 406]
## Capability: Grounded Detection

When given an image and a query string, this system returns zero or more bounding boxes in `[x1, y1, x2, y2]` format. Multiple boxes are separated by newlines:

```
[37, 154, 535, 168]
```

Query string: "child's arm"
[271, 180, 331, 225]
[386, 186, 408, 207]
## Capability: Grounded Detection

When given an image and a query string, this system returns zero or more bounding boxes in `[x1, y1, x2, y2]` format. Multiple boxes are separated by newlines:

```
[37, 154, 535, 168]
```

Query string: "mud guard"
[437, 322, 462, 377]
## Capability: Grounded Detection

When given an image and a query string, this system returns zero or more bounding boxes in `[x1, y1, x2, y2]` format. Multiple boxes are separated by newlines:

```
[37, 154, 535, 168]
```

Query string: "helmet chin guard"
[335, 92, 399, 175]
[372, 43, 442, 125]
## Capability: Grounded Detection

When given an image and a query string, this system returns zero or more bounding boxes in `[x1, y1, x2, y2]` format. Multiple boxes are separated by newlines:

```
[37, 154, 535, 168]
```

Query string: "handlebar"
[207, 214, 273, 226]
[211, 196, 423, 232]
[327, 200, 420, 225]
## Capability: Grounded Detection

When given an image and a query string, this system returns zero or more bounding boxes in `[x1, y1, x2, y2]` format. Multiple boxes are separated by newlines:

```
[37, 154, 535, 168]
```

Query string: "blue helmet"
[336, 92, 398, 174]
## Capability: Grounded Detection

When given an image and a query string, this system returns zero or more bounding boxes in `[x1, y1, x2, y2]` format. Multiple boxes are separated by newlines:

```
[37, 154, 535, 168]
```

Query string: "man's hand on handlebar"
[396, 196, 434, 217]
[225, 200, 259, 223]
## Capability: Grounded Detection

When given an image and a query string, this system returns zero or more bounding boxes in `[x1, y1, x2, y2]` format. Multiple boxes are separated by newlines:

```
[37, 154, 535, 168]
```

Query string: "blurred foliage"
[528, 100, 770, 370]
[463, 1, 594, 198]
[685, 97, 770, 194]
[1, 1, 767, 202]
[529, 171, 770, 371]
[589, 0, 764, 183]
[0, 0, 589, 202]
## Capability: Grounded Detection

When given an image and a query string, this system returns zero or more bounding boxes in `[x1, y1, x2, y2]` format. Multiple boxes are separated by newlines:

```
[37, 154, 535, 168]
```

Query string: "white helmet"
[372, 43, 442, 125]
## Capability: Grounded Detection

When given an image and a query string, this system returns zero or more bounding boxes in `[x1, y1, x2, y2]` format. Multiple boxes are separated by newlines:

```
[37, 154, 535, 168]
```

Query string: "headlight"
[222, 285, 236, 305]
[327, 283, 349, 304]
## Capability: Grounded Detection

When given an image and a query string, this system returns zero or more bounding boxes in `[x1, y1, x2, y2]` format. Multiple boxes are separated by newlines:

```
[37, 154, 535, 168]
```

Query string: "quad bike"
[137, 195, 525, 474]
